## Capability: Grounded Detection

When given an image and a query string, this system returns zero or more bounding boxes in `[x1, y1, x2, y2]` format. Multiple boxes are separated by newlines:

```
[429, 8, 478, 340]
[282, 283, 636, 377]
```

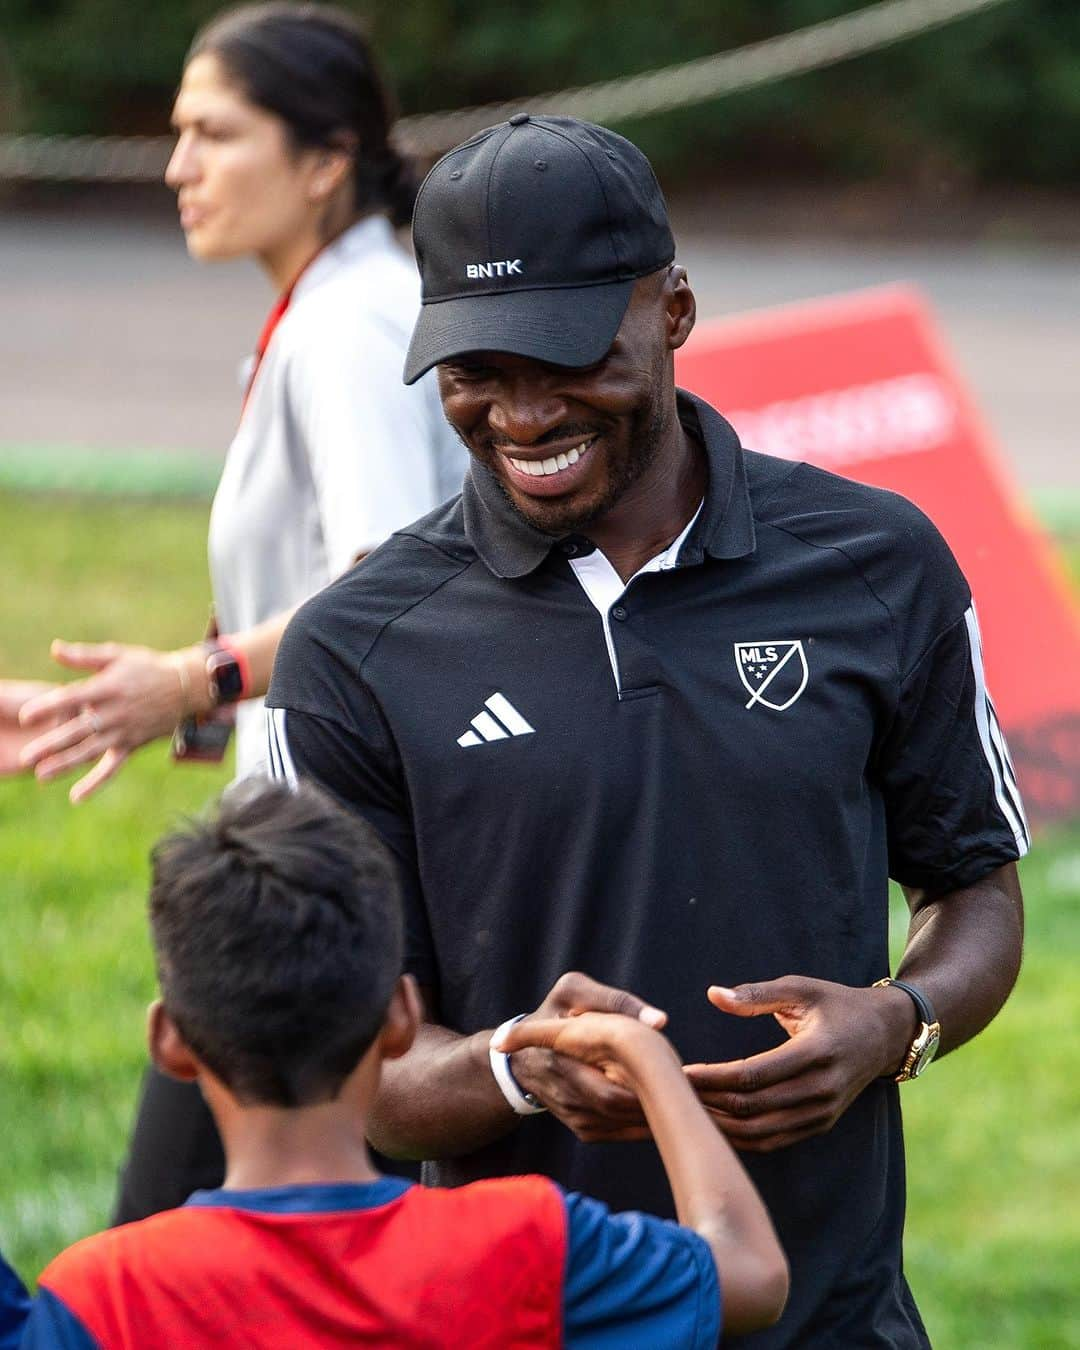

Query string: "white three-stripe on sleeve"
[963, 605, 1030, 855]
[265, 706, 299, 790]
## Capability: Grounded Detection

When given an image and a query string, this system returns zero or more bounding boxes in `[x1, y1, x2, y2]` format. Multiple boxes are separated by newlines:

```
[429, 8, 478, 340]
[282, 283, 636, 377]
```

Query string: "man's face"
[436, 272, 688, 535]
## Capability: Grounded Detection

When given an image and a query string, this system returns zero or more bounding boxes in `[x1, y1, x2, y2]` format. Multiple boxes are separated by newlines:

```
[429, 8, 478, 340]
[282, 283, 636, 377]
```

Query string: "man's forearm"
[898, 862, 1023, 1057]
[370, 972, 671, 1157]
[368, 1021, 518, 1160]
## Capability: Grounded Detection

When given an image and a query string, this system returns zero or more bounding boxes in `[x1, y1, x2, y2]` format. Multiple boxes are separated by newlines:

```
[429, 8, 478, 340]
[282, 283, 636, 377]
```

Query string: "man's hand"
[509, 971, 667, 1143]
[684, 977, 916, 1153]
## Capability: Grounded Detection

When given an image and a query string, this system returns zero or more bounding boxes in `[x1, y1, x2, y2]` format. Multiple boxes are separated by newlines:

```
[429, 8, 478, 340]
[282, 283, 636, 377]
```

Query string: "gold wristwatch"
[873, 977, 941, 1081]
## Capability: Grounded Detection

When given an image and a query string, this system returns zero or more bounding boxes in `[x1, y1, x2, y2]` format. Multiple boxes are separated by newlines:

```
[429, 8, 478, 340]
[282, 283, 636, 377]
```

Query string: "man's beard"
[474, 388, 670, 538]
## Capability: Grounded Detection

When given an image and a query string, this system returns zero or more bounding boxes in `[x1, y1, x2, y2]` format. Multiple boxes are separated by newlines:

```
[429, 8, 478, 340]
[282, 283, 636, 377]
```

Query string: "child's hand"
[492, 1011, 679, 1093]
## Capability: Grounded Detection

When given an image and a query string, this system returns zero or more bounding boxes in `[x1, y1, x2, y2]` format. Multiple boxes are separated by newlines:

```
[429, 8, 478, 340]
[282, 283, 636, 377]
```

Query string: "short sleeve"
[0, 1252, 31, 1350]
[265, 701, 437, 990]
[876, 603, 1029, 891]
[561, 1191, 720, 1350]
[13, 1289, 98, 1350]
[289, 323, 465, 576]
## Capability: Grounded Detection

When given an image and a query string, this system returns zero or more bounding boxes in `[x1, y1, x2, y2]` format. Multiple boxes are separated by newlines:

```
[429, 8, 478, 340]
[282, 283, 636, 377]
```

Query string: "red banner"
[676, 285, 1080, 827]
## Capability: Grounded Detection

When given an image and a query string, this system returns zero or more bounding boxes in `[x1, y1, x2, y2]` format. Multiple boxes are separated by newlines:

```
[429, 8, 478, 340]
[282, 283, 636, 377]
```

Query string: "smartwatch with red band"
[203, 639, 250, 706]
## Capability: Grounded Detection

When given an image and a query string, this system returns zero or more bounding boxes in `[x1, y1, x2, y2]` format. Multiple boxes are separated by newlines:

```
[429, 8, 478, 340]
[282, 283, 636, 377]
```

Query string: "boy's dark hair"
[149, 778, 403, 1107]
[188, 2, 418, 227]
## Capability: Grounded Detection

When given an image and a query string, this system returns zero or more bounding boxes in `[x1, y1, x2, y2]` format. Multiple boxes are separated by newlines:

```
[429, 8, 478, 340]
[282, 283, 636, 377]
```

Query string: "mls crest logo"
[734, 640, 809, 711]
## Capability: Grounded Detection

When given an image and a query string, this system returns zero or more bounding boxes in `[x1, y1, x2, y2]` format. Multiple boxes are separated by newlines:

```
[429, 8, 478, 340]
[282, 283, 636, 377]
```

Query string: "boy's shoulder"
[412, 1173, 566, 1238]
[396, 1175, 569, 1282]
[38, 1205, 234, 1290]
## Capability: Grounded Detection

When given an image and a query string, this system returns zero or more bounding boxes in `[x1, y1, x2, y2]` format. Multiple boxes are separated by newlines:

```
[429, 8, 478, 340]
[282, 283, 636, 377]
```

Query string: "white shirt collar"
[291, 214, 398, 303]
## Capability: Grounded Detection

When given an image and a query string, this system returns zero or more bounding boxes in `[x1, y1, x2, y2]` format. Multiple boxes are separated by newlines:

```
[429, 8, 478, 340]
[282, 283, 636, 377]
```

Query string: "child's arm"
[0, 1252, 32, 1350]
[493, 1011, 789, 1336]
[0, 1249, 97, 1350]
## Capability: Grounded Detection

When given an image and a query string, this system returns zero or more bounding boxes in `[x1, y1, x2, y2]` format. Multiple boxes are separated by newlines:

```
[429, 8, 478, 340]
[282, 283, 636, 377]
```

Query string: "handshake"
[496, 968, 915, 1154]
[490, 973, 791, 1337]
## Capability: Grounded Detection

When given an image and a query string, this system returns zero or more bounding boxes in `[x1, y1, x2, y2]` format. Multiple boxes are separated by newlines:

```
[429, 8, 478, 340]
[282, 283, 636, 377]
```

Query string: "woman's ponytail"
[375, 149, 419, 230]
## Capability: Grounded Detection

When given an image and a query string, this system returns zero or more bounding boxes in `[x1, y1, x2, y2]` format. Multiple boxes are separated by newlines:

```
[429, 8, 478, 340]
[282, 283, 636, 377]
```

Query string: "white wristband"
[489, 1015, 547, 1116]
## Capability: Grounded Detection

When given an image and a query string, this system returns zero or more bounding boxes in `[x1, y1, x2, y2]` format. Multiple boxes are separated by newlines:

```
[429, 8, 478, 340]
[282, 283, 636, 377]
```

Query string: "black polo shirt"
[267, 391, 1027, 1349]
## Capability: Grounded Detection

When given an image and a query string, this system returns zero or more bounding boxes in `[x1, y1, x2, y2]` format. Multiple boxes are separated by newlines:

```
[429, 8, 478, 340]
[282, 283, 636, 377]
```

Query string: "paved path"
[1, 207, 1077, 493]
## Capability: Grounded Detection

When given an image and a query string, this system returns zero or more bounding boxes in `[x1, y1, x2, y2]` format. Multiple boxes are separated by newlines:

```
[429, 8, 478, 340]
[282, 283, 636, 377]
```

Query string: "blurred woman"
[6, 1, 462, 1220]
[10, 1, 463, 796]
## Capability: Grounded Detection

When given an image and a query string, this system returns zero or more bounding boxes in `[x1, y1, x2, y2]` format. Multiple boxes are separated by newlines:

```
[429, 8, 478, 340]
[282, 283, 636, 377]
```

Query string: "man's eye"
[446, 365, 495, 382]
[567, 356, 608, 376]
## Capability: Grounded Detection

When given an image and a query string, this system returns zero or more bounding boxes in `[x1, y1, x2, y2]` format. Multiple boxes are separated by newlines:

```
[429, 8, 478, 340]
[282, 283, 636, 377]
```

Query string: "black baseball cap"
[403, 115, 675, 385]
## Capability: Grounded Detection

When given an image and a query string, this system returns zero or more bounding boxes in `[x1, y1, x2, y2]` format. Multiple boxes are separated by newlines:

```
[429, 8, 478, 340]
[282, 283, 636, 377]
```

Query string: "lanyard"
[240, 246, 326, 415]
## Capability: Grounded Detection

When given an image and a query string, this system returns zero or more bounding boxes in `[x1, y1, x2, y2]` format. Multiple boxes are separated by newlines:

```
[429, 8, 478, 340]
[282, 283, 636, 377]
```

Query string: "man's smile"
[497, 437, 599, 495]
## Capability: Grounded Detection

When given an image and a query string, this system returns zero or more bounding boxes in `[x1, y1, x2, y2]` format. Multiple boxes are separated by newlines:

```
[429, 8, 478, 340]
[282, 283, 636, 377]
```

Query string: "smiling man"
[265, 116, 1028, 1348]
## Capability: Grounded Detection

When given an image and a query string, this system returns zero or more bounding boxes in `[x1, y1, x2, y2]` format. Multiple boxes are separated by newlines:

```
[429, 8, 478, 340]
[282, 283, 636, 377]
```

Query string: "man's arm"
[685, 863, 1023, 1152]
[897, 860, 1023, 1054]
[369, 973, 668, 1159]
[266, 699, 679, 1156]
[686, 565, 1030, 1150]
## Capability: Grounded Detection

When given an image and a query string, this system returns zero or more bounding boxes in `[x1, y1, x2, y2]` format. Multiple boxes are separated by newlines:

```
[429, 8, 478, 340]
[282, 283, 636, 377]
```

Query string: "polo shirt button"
[611, 605, 628, 621]
[562, 541, 579, 556]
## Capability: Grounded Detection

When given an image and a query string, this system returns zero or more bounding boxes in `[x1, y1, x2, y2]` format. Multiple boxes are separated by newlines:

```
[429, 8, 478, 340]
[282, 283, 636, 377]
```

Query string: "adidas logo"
[457, 693, 535, 748]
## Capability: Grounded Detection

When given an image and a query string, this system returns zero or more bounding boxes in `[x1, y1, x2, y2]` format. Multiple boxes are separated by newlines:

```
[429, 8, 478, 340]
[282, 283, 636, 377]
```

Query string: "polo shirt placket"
[566, 500, 701, 694]
[267, 390, 1027, 1348]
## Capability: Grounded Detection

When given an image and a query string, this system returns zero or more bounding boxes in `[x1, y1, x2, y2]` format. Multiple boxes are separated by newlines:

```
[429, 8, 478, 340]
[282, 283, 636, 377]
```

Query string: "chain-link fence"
[0, 0, 1012, 182]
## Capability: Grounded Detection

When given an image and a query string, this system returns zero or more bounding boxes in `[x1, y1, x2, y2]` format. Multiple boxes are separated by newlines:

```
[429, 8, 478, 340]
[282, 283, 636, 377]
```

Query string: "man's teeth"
[508, 442, 590, 477]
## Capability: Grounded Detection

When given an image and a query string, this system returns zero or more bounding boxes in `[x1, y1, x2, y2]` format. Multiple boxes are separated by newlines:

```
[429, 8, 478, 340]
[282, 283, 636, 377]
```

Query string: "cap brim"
[402, 279, 635, 385]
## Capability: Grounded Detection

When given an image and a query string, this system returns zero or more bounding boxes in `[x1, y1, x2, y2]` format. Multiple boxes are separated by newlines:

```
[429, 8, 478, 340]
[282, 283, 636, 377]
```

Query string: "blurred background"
[2, 1, 1078, 1345]
[2, 0, 1080, 502]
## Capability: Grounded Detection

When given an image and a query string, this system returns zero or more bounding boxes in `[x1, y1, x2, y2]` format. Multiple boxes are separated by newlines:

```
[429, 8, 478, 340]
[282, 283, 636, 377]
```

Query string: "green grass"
[0, 493, 229, 1272]
[1, 490, 1079, 1347]
[891, 841, 1080, 1348]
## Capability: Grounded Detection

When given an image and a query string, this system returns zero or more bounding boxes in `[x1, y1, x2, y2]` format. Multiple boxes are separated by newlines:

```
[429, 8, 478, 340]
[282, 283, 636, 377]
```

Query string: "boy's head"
[147, 778, 414, 1107]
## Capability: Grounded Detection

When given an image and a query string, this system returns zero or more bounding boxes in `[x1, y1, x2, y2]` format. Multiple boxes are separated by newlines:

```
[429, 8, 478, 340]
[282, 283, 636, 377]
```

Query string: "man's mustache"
[486, 423, 602, 451]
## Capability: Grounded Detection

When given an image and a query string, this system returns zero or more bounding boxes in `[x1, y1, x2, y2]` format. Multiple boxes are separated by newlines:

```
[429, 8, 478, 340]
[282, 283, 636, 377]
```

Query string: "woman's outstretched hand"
[16, 641, 192, 802]
[0, 680, 64, 775]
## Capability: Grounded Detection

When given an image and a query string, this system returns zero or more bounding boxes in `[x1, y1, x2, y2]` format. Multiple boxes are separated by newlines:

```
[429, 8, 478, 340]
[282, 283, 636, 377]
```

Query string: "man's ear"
[147, 999, 201, 1083]
[664, 265, 696, 352]
[378, 975, 421, 1062]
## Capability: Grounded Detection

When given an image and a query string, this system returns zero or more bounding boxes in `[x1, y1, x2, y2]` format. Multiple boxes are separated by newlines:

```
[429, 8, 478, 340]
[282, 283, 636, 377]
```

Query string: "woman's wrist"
[168, 647, 215, 718]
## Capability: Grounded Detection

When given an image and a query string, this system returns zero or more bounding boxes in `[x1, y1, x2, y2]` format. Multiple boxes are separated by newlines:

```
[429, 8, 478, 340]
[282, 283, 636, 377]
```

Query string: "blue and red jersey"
[3, 1175, 719, 1347]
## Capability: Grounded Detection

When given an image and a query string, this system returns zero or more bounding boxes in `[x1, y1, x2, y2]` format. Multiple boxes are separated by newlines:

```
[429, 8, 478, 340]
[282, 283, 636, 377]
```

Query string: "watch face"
[207, 650, 245, 704]
[909, 1025, 941, 1078]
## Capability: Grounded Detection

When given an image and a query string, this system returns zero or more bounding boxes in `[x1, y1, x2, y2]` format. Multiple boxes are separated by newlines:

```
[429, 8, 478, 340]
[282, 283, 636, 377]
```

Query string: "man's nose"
[487, 380, 567, 447]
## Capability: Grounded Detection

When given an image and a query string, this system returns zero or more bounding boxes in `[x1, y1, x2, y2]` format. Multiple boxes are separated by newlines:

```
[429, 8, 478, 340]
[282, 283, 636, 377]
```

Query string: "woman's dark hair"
[149, 778, 404, 1107]
[188, 2, 418, 227]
